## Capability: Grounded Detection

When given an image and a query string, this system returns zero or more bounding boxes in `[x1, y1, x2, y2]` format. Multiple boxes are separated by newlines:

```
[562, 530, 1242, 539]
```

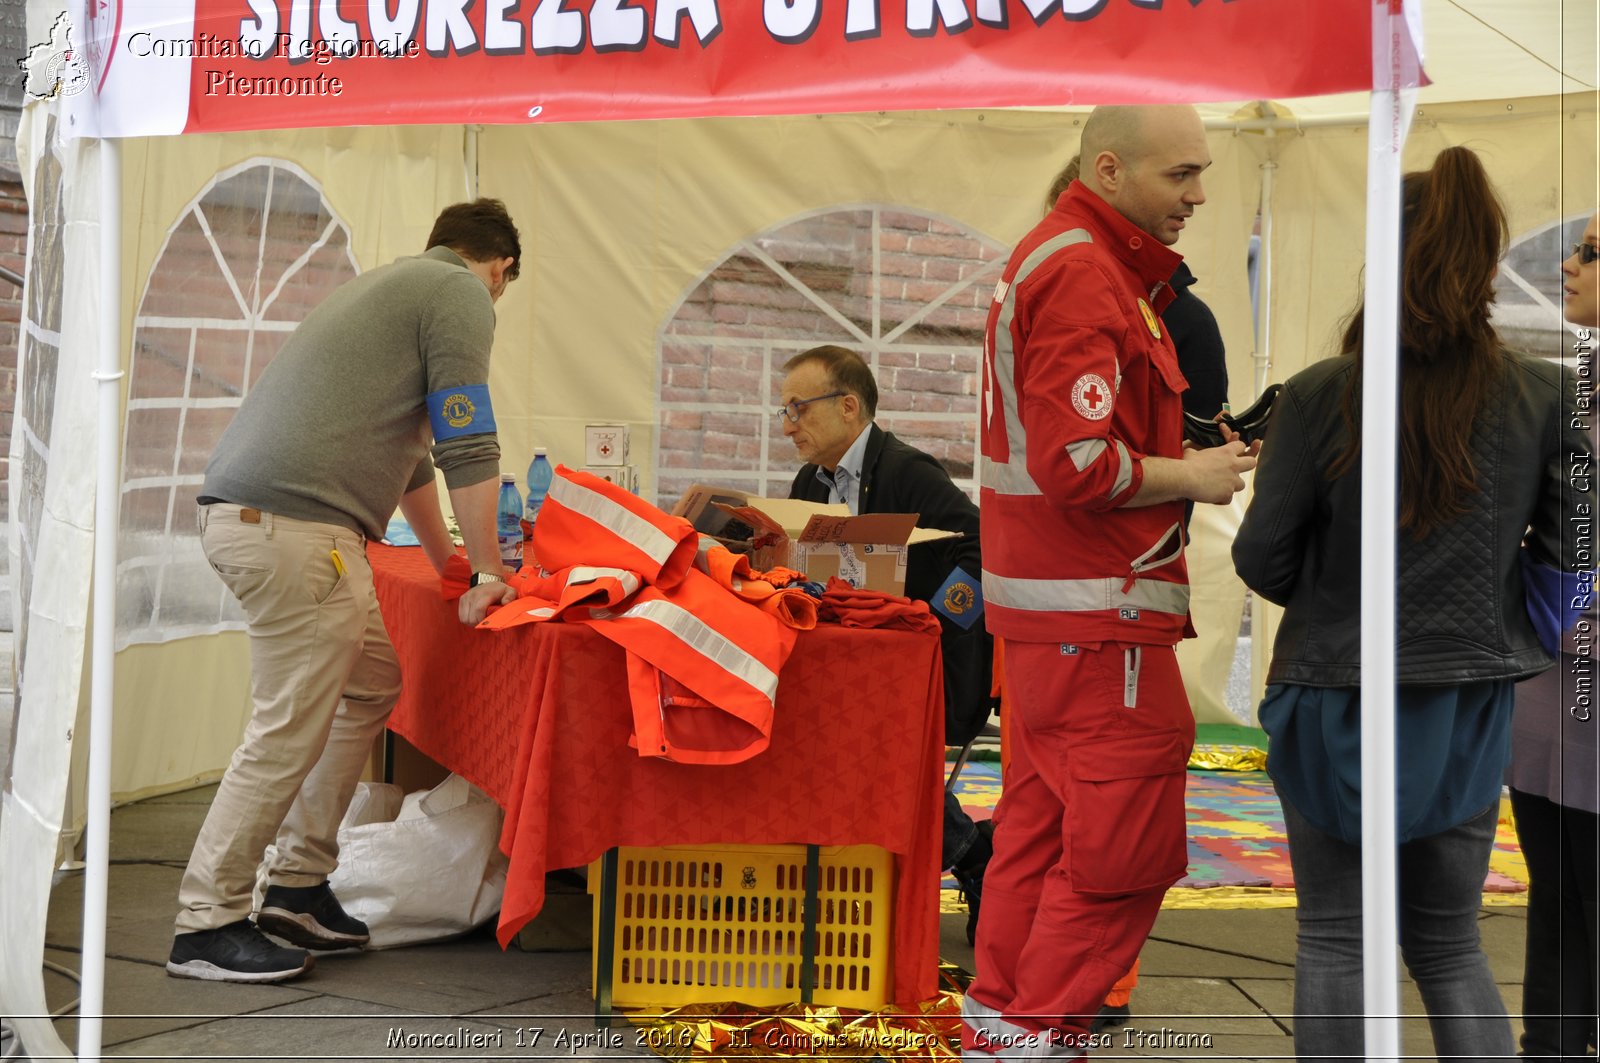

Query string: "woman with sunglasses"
[1232, 147, 1592, 1060]
[1505, 213, 1600, 1061]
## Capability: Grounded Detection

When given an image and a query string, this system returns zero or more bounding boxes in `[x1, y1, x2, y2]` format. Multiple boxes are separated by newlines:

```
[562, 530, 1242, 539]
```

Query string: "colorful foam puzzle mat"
[942, 758, 1528, 911]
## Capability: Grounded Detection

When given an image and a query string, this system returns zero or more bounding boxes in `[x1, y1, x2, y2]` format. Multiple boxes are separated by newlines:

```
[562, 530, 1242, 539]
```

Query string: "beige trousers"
[175, 504, 401, 933]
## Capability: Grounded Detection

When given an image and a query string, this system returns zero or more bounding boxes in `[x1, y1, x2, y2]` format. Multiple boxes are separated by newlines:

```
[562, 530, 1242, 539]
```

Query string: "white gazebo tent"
[2, 0, 1596, 1059]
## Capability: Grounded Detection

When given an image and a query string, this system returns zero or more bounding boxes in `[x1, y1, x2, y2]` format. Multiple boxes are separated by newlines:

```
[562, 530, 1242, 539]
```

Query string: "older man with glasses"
[777, 343, 998, 947]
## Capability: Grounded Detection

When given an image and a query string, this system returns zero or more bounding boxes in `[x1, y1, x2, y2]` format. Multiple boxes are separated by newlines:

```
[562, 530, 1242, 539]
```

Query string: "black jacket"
[1166, 262, 1229, 419]
[1233, 352, 1592, 687]
[789, 425, 995, 744]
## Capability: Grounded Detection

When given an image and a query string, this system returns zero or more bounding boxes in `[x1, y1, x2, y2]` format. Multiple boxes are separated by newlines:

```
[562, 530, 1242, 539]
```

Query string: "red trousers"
[962, 640, 1194, 1056]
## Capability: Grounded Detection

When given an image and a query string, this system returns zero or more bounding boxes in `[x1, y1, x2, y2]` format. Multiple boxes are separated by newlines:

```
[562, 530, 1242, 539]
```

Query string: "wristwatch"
[469, 571, 506, 589]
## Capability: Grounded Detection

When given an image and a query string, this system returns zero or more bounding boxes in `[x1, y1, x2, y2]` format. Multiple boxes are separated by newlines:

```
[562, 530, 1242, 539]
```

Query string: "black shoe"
[1090, 1003, 1130, 1034]
[167, 919, 313, 983]
[257, 882, 370, 950]
[953, 820, 995, 947]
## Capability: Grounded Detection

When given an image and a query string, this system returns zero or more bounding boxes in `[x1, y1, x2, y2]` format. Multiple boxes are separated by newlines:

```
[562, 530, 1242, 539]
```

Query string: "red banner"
[80, 0, 1373, 136]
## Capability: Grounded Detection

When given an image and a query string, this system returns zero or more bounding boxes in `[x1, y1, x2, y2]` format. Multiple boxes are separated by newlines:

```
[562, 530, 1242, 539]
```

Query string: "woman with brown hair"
[1232, 146, 1591, 1060]
[1506, 212, 1600, 1061]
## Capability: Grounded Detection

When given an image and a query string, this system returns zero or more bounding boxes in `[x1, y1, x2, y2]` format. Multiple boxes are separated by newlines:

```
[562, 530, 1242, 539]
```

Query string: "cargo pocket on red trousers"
[1066, 729, 1190, 895]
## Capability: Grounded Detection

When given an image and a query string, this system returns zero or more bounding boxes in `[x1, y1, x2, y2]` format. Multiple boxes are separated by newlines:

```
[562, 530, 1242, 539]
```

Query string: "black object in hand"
[1183, 383, 1283, 448]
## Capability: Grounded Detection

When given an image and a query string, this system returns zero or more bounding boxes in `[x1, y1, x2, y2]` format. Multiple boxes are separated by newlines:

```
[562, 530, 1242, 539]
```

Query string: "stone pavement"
[17, 783, 1533, 1061]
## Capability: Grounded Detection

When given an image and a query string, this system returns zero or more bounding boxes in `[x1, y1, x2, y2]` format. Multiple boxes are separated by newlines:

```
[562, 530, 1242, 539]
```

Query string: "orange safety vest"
[484, 467, 797, 765]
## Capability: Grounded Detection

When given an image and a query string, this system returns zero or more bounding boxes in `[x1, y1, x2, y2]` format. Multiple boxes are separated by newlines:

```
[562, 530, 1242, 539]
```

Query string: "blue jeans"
[1279, 794, 1515, 1061]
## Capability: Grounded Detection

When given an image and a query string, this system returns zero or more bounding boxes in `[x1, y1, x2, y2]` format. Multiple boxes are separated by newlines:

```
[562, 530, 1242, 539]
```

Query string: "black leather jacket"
[1234, 352, 1592, 687]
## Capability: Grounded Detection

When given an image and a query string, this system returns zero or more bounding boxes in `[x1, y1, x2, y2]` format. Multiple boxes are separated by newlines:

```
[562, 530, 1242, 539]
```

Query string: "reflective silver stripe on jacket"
[566, 566, 642, 597]
[610, 596, 780, 703]
[547, 474, 680, 567]
[1065, 439, 1134, 500]
[981, 228, 1095, 497]
[983, 571, 1190, 617]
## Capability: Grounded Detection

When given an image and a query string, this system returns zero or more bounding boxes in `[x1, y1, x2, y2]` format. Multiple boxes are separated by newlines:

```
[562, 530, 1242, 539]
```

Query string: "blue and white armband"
[427, 384, 497, 441]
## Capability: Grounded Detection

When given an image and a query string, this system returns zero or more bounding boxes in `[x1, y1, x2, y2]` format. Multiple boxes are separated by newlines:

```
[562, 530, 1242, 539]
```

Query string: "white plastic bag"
[256, 774, 508, 949]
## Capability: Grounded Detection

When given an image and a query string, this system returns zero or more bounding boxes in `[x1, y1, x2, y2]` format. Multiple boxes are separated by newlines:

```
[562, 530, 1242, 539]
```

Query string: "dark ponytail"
[1329, 146, 1509, 538]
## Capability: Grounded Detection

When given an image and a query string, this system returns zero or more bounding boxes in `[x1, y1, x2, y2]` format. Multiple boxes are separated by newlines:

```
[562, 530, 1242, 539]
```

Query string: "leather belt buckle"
[240, 508, 262, 524]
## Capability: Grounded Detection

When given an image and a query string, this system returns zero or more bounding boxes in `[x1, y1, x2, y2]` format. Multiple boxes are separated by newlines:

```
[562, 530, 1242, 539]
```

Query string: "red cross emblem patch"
[1071, 373, 1113, 421]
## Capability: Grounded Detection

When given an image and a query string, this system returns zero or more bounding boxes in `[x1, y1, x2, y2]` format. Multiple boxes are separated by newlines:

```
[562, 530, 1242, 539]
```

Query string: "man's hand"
[458, 580, 517, 626]
[1181, 439, 1256, 504]
[1217, 420, 1263, 458]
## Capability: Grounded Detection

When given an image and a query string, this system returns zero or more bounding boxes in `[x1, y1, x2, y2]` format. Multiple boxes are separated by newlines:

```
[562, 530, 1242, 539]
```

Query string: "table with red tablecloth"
[370, 543, 945, 1006]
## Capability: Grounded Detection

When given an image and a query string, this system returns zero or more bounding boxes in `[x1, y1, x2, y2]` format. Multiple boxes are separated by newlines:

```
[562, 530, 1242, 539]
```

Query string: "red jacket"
[980, 182, 1192, 645]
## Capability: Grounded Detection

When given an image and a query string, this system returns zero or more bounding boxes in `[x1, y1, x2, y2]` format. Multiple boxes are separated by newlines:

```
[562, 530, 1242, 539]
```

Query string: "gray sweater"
[202, 246, 501, 540]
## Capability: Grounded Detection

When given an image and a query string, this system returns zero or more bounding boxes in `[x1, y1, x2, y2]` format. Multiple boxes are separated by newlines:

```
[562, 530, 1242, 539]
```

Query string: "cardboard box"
[584, 423, 630, 466]
[670, 484, 957, 596]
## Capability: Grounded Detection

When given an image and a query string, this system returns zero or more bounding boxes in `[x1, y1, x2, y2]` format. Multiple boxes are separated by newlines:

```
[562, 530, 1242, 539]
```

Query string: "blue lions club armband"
[426, 384, 497, 441]
[932, 565, 984, 630]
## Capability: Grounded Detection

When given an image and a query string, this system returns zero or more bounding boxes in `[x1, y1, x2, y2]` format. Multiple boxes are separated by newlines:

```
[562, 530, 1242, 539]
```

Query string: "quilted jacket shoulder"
[1234, 351, 1591, 687]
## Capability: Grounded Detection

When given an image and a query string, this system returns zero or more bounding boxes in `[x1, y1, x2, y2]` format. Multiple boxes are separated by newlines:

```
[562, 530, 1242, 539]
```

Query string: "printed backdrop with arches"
[3, 0, 1597, 1055]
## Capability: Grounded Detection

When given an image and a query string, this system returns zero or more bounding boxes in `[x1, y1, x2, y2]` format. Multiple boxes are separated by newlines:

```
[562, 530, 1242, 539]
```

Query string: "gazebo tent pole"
[77, 133, 122, 1063]
[1360, 1, 1415, 1058]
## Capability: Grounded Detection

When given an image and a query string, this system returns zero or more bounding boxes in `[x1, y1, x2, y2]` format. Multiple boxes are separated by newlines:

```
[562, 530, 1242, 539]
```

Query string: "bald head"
[1079, 106, 1154, 170]
[1079, 105, 1210, 245]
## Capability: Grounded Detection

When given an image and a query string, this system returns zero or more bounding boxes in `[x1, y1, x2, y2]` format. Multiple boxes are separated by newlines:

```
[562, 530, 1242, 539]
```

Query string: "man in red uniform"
[962, 105, 1257, 1057]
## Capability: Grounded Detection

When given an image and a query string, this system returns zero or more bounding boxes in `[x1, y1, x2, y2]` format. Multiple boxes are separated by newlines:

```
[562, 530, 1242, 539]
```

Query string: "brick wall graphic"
[118, 161, 356, 646]
[655, 207, 1007, 507]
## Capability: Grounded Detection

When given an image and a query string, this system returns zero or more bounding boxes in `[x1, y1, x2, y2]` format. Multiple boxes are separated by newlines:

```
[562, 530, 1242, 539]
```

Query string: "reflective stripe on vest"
[982, 228, 1094, 498]
[535, 467, 698, 588]
[499, 468, 795, 765]
[477, 564, 642, 630]
[588, 569, 795, 765]
[599, 592, 781, 704]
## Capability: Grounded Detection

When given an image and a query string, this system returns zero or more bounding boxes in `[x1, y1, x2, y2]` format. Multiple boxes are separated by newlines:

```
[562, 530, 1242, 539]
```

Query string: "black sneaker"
[167, 919, 313, 983]
[257, 882, 370, 950]
[1090, 1003, 1131, 1033]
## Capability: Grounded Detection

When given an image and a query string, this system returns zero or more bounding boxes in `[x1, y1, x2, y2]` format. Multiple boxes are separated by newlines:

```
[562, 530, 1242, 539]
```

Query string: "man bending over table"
[169, 200, 522, 984]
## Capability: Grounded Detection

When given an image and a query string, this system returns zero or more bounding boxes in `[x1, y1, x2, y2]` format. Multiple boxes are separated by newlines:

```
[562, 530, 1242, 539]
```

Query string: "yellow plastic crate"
[591, 843, 893, 1010]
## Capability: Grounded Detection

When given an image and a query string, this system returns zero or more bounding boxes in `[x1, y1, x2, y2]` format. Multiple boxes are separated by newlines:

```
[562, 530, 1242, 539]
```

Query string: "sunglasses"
[1573, 242, 1600, 266]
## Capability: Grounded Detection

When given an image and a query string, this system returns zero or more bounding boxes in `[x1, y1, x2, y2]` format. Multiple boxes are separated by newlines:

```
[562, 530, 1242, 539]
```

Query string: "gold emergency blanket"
[624, 964, 971, 1060]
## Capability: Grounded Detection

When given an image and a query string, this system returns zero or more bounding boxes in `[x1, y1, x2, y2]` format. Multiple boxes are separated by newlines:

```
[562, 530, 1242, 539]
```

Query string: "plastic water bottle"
[496, 474, 523, 571]
[524, 448, 553, 528]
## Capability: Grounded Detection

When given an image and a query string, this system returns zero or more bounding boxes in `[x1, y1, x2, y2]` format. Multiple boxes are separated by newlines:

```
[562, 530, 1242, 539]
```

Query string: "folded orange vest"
[481, 467, 797, 765]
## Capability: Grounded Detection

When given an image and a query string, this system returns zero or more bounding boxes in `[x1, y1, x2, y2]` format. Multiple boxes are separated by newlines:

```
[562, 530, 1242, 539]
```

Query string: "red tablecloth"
[371, 544, 945, 1006]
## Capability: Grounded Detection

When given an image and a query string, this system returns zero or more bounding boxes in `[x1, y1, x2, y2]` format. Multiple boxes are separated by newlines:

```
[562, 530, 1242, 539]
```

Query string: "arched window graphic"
[1494, 214, 1592, 360]
[12, 114, 68, 679]
[117, 161, 358, 646]
[655, 208, 1007, 508]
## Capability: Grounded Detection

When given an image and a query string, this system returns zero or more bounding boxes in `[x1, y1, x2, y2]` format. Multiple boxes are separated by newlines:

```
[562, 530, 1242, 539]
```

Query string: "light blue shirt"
[813, 424, 873, 515]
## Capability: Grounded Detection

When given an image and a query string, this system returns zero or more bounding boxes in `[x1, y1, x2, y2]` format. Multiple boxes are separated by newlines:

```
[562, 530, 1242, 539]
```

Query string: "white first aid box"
[584, 424, 630, 466]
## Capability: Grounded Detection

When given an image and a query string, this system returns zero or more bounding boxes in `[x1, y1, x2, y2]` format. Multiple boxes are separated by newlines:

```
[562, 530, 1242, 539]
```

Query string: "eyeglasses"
[1572, 243, 1600, 266]
[775, 391, 845, 424]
